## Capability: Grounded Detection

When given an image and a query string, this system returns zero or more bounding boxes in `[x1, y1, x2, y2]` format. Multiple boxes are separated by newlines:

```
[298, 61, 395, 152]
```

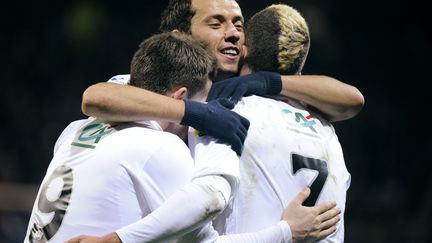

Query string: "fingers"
[292, 187, 311, 205]
[237, 125, 247, 143]
[314, 205, 341, 240]
[64, 236, 83, 243]
[314, 200, 337, 214]
[238, 117, 249, 142]
[233, 123, 248, 156]
[317, 225, 337, 240]
[240, 123, 248, 139]
[240, 116, 250, 130]
[318, 207, 341, 224]
[230, 136, 242, 156]
[233, 116, 249, 156]
[319, 211, 341, 231]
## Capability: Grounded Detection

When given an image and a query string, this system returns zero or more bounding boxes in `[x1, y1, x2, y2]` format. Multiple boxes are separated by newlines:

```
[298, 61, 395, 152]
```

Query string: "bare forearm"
[280, 75, 364, 122]
[82, 82, 184, 122]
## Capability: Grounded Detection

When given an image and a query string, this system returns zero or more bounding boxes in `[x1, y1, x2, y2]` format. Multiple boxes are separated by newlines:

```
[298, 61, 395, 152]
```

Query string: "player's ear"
[171, 29, 182, 34]
[242, 44, 249, 59]
[171, 87, 188, 100]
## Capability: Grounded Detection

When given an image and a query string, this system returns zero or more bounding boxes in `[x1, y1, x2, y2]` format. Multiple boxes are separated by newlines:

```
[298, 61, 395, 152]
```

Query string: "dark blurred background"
[1, 0, 430, 242]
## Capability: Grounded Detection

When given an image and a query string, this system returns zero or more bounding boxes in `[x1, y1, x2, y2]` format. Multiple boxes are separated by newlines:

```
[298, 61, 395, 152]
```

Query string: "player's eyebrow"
[206, 14, 244, 24]
[232, 15, 244, 24]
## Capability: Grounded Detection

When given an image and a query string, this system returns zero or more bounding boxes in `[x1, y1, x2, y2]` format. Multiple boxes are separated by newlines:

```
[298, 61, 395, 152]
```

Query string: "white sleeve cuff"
[212, 220, 292, 243]
[278, 220, 293, 242]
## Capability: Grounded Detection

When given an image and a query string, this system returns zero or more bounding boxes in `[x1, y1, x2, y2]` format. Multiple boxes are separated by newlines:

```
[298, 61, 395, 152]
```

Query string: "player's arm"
[110, 135, 243, 242]
[65, 133, 238, 243]
[178, 220, 292, 243]
[207, 72, 365, 122]
[82, 81, 249, 155]
[66, 134, 237, 243]
[282, 188, 341, 242]
[279, 75, 364, 122]
[179, 188, 340, 243]
[65, 188, 341, 243]
[82, 82, 185, 122]
[65, 175, 232, 243]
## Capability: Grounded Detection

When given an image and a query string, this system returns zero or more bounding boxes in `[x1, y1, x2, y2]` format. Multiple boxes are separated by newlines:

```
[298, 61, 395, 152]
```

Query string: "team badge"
[71, 119, 117, 149]
[281, 108, 322, 139]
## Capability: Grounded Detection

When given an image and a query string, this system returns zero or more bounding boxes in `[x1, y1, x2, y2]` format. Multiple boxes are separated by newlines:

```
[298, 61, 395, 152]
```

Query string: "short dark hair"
[159, 0, 194, 33]
[244, 4, 310, 75]
[130, 32, 217, 98]
[159, 0, 240, 33]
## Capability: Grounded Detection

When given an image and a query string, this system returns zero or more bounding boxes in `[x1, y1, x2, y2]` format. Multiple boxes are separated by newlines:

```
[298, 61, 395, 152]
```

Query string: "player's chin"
[217, 63, 240, 76]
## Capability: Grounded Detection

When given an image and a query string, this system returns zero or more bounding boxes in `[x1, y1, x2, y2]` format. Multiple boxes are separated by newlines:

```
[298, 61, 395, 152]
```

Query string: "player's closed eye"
[209, 22, 221, 28]
[234, 21, 243, 31]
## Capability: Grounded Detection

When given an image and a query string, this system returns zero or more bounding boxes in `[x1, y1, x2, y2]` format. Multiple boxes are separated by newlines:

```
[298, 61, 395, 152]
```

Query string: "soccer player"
[70, 0, 361, 242]
[205, 4, 351, 242]
[70, 0, 363, 241]
[81, 0, 364, 154]
[27, 32, 338, 243]
[24, 32, 219, 243]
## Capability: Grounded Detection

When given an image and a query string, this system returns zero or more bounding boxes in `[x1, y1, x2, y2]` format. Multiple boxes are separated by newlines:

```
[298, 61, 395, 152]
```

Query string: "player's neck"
[159, 121, 188, 142]
[239, 64, 253, 76]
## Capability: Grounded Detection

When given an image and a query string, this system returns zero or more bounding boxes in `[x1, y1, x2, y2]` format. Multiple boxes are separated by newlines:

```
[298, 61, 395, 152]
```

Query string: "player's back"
[216, 95, 350, 242]
[24, 118, 194, 242]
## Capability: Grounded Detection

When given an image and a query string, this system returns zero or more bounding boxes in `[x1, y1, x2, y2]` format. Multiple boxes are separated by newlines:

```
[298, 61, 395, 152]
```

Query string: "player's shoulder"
[118, 121, 182, 143]
[238, 95, 287, 108]
[239, 95, 273, 104]
[62, 117, 94, 136]
[234, 95, 290, 115]
[101, 121, 187, 154]
[107, 123, 193, 168]
[54, 117, 93, 154]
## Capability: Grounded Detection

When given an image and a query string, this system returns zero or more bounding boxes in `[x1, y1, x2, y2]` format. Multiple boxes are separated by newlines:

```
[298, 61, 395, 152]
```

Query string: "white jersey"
[24, 117, 194, 242]
[108, 74, 130, 85]
[109, 73, 241, 196]
[108, 73, 241, 196]
[188, 129, 240, 201]
[213, 95, 351, 243]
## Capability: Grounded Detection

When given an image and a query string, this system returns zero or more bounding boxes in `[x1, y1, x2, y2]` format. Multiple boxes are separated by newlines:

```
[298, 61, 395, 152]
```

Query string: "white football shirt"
[107, 74, 130, 85]
[24, 118, 194, 242]
[188, 129, 240, 202]
[108, 73, 241, 199]
[213, 95, 351, 243]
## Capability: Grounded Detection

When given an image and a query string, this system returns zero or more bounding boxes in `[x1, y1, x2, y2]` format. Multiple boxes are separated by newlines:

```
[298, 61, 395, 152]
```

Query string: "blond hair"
[245, 4, 310, 74]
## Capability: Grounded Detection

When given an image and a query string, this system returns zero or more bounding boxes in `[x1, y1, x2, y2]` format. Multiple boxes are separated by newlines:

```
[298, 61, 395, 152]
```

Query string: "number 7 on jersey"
[291, 153, 328, 207]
